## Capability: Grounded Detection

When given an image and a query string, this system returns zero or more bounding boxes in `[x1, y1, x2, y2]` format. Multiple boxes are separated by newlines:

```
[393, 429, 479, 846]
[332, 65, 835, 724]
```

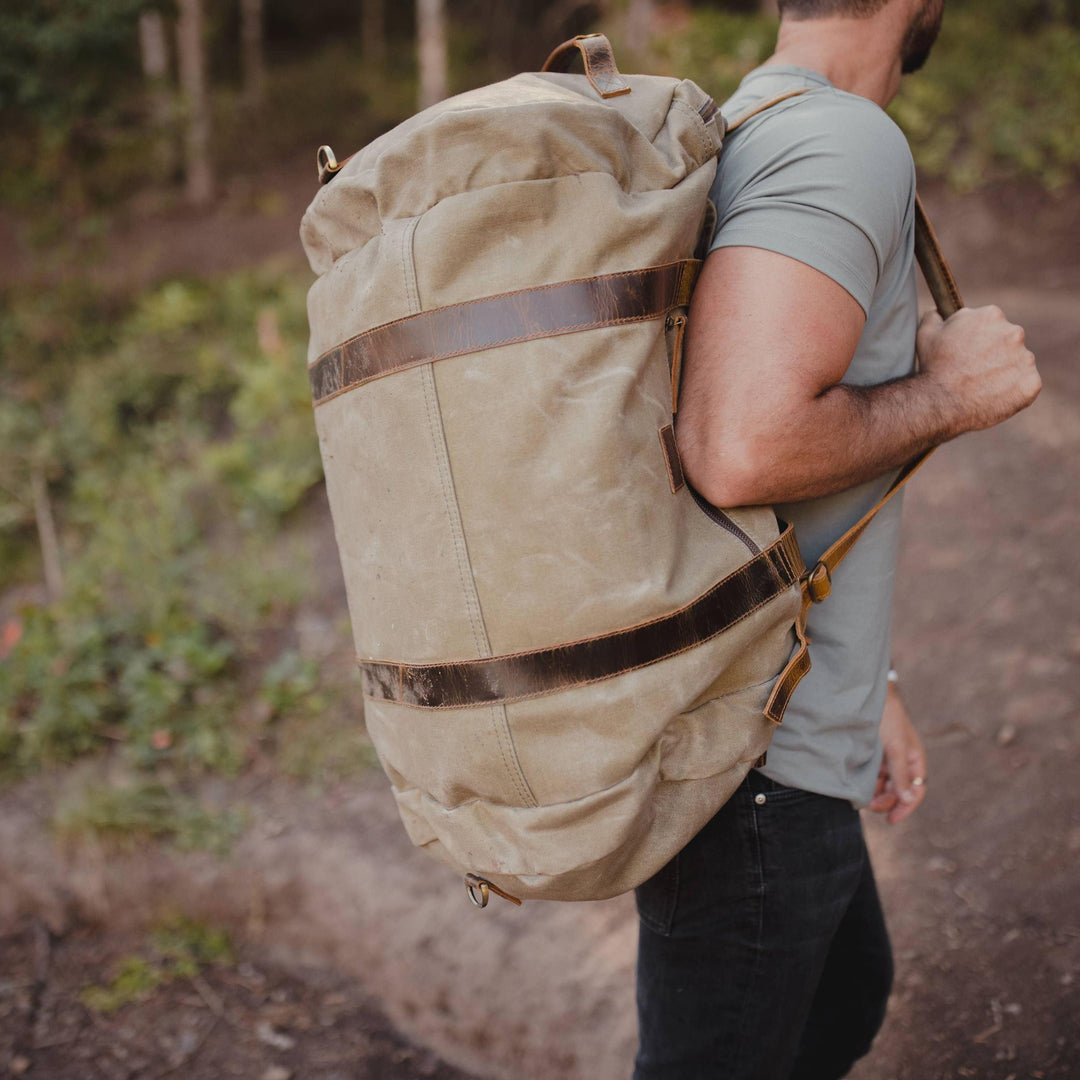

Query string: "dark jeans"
[634, 770, 893, 1080]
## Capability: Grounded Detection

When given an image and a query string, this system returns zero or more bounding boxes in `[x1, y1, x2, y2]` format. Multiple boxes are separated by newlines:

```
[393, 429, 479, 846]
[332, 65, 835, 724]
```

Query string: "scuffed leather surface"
[309, 261, 699, 405]
[541, 34, 632, 100]
[359, 526, 802, 708]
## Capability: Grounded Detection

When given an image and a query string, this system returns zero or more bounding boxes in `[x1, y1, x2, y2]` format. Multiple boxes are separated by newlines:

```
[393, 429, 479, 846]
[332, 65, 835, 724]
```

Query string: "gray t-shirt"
[708, 65, 918, 807]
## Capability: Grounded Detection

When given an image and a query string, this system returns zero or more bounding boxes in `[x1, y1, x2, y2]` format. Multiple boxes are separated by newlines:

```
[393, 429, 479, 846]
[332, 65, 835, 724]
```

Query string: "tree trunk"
[176, 0, 214, 206]
[138, 11, 175, 176]
[363, 0, 386, 68]
[138, 10, 170, 82]
[30, 467, 63, 604]
[486, 0, 517, 71]
[416, 0, 448, 111]
[624, 0, 657, 54]
[240, 0, 266, 108]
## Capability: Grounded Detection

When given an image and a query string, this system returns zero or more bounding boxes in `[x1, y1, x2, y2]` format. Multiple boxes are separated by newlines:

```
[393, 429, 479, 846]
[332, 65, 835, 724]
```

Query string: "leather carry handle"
[541, 33, 632, 98]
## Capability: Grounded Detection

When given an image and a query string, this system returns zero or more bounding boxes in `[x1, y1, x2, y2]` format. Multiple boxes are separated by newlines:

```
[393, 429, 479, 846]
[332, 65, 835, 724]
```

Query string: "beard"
[901, 0, 945, 74]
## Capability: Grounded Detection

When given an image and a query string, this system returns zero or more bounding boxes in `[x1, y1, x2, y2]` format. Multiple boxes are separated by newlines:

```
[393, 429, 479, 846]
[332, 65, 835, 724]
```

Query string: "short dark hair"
[778, 0, 891, 16]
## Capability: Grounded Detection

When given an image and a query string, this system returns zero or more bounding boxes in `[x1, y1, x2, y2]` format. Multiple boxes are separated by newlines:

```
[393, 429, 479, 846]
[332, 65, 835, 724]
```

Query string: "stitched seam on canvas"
[405, 221, 535, 808]
[419, 369, 534, 806]
[671, 98, 711, 162]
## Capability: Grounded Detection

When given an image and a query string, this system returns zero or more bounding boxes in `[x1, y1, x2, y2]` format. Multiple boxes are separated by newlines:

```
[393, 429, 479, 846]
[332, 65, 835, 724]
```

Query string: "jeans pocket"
[635, 852, 680, 937]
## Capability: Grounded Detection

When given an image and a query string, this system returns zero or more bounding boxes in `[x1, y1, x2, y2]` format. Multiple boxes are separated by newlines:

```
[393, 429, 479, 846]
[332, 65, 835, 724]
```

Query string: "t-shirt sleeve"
[708, 92, 915, 316]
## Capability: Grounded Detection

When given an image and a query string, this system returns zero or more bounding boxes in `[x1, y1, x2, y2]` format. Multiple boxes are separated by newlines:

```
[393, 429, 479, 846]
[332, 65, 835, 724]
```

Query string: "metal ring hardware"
[804, 561, 832, 603]
[464, 873, 523, 908]
[317, 145, 343, 185]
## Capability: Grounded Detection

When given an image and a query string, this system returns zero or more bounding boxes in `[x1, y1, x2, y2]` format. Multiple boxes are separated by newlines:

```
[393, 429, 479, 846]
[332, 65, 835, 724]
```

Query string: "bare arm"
[676, 245, 1041, 508]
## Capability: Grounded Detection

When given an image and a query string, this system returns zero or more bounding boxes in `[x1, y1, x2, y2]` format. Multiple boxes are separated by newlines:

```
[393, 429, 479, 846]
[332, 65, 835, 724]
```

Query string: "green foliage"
[0, 0, 157, 207]
[891, 13, 1080, 191]
[0, 268, 338, 779]
[54, 780, 246, 854]
[644, 7, 1080, 191]
[80, 916, 234, 1013]
[80, 955, 163, 1013]
[151, 914, 235, 969]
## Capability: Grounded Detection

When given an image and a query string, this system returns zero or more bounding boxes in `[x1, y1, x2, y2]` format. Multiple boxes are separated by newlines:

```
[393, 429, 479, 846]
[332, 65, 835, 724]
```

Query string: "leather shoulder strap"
[723, 88, 813, 133]
[718, 84, 964, 588]
[802, 191, 962, 602]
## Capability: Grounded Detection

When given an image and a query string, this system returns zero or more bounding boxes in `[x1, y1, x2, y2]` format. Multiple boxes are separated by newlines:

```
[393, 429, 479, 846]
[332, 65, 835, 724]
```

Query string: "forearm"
[680, 368, 959, 507]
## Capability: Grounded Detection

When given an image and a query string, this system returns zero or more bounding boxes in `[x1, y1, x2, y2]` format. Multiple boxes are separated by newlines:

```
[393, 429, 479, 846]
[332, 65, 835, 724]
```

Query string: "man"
[633, 1, 1041, 1077]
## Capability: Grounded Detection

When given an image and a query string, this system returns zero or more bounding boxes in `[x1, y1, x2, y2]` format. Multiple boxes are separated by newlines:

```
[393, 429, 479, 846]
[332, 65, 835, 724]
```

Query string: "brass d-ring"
[464, 874, 490, 908]
[317, 145, 342, 185]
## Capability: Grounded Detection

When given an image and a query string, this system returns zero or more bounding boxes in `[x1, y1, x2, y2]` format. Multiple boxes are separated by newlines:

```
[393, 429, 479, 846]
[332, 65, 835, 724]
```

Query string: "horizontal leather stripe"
[309, 260, 701, 405]
[359, 524, 804, 709]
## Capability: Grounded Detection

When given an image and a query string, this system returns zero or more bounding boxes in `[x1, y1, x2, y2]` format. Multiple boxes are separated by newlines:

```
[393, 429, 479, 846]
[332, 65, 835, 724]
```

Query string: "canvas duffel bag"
[299, 34, 961, 907]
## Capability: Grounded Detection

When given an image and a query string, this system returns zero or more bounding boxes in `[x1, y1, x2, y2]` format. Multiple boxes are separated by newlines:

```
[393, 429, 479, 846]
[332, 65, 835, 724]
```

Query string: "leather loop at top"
[541, 33, 632, 98]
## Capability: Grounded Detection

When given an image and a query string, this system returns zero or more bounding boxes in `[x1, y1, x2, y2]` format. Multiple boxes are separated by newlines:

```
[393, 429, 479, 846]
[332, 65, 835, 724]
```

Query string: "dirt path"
[847, 277, 1080, 1080]
[0, 918, 478, 1080]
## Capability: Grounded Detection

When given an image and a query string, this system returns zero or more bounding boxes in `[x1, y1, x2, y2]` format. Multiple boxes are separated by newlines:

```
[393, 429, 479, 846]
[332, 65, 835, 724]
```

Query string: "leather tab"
[666, 313, 687, 414]
[658, 423, 685, 493]
[541, 34, 632, 98]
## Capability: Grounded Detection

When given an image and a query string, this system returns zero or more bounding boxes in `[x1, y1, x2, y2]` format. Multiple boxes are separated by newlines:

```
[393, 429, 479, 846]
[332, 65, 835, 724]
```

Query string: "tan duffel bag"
[300, 34, 960, 907]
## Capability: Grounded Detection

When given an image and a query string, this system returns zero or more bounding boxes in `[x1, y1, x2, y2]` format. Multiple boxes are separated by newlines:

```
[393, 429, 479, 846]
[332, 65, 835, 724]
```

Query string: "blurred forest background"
[0, 3, 1078, 1077]
[3, 0, 1079, 793]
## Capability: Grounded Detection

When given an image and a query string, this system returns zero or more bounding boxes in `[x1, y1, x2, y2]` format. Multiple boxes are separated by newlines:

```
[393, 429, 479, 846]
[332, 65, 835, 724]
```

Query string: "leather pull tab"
[658, 424, 685, 494]
[541, 34, 631, 98]
[665, 313, 688, 414]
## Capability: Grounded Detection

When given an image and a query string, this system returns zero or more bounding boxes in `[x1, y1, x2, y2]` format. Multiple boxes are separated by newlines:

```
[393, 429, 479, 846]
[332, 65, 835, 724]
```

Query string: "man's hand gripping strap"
[762, 191, 963, 724]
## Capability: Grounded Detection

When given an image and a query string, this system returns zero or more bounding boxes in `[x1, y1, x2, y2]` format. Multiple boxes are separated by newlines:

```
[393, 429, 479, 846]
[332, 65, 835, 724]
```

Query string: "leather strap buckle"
[804, 561, 832, 603]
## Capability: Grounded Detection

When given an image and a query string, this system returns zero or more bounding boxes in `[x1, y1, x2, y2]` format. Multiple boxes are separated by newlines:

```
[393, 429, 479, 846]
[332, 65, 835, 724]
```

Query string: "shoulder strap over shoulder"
[764, 189, 963, 721]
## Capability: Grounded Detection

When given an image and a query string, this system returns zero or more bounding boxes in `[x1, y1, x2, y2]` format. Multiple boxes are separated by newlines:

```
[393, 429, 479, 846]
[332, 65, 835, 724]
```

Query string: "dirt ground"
[2, 167, 1079, 1080]
[0, 918, 476, 1080]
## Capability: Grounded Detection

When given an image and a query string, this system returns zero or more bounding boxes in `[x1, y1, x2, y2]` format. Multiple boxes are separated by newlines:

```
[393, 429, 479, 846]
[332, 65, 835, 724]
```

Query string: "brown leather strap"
[762, 193, 965, 720]
[723, 89, 812, 134]
[359, 524, 804, 709]
[719, 77, 966, 716]
[541, 33, 631, 99]
[914, 194, 962, 319]
[309, 260, 700, 405]
[806, 195, 965, 590]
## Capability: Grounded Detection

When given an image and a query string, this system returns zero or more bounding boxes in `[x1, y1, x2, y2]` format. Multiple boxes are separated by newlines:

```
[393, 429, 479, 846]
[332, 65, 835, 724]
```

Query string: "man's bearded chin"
[901, 0, 945, 74]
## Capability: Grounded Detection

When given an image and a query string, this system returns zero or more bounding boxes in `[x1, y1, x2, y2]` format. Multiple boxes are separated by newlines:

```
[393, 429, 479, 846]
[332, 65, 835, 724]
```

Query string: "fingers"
[887, 778, 926, 825]
[915, 309, 944, 358]
[868, 791, 898, 813]
[868, 762, 897, 814]
[886, 744, 927, 825]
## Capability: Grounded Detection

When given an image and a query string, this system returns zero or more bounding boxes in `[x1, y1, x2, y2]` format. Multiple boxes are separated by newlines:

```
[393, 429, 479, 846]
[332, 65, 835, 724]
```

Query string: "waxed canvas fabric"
[300, 66, 803, 902]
